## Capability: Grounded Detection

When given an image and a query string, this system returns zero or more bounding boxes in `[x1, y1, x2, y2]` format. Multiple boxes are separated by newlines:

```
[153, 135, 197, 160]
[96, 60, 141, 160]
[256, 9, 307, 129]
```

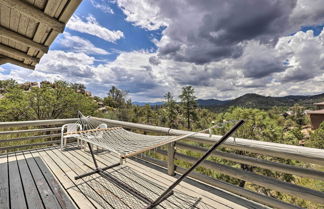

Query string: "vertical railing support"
[167, 142, 176, 176]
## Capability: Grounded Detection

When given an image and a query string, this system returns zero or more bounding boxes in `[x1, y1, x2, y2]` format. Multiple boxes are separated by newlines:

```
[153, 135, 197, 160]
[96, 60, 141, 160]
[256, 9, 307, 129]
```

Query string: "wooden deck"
[0, 146, 268, 209]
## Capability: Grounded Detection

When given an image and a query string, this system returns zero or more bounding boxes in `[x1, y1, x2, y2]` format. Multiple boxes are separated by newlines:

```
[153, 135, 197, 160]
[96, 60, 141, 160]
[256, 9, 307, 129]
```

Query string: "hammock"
[68, 126, 192, 158]
[69, 113, 231, 159]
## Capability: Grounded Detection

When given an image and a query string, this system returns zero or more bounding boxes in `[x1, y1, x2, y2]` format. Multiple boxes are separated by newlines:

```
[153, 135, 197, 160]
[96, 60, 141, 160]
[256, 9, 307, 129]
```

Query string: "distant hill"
[133, 93, 324, 111]
[200, 93, 324, 112]
[133, 101, 164, 106]
[196, 99, 230, 107]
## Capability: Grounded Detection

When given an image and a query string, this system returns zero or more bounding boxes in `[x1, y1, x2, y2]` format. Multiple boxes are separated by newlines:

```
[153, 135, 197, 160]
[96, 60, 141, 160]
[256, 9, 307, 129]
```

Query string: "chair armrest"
[61, 124, 68, 133]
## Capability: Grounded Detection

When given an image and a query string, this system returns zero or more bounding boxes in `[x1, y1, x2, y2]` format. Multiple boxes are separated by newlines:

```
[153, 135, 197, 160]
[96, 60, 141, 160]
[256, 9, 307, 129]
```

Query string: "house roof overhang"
[0, 0, 82, 70]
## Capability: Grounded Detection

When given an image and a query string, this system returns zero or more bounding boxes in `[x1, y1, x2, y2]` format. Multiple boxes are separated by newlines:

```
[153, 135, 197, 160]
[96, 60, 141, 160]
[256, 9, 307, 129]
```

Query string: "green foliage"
[289, 104, 307, 126]
[213, 107, 285, 143]
[104, 86, 128, 108]
[0, 79, 17, 92]
[0, 80, 97, 121]
[0, 87, 32, 121]
[307, 122, 324, 149]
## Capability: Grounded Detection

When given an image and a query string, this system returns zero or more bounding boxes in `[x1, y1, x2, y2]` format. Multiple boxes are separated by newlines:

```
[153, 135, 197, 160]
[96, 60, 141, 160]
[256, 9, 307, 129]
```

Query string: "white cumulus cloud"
[66, 15, 124, 43]
[90, 0, 114, 14]
[116, 0, 168, 30]
[58, 32, 109, 55]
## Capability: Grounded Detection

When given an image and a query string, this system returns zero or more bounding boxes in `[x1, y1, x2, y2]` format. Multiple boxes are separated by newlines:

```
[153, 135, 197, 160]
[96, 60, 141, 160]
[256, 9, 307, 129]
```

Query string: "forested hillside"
[198, 93, 324, 111]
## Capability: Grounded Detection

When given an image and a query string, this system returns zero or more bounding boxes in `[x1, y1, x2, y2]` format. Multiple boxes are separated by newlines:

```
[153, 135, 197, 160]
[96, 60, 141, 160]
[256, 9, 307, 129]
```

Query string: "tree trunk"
[187, 102, 190, 130]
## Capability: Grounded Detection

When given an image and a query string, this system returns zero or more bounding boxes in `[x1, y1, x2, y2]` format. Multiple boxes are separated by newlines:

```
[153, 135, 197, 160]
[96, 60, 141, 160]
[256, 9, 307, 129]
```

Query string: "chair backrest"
[95, 123, 108, 138]
[63, 123, 82, 133]
[97, 123, 108, 129]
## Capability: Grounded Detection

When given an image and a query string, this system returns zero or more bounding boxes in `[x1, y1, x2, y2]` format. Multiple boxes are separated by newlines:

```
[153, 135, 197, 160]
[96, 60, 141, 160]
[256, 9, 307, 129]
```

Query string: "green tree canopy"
[104, 86, 128, 108]
[0, 80, 97, 121]
[0, 79, 17, 93]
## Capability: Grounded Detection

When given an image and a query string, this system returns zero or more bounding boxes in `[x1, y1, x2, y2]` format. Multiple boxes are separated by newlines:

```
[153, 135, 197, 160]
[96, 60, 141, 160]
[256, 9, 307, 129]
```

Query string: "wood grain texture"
[0, 155, 9, 209]
[0, 0, 65, 32]
[25, 152, 62, 209]
[0, 43, 39, 62]
[8, 154, 27, 209]
[0, 27, 48, 52]
[0, 0, 80, 69]
[16, 152, 44, 209]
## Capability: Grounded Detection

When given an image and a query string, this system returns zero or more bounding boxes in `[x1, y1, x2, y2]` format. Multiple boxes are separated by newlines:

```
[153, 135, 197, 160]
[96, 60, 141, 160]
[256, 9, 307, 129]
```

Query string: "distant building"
[97, 101, 104, 107]
[20, 82, 39, 91]
[85, 91, 92, 97]
[307, 102, 324, 129]
[314, 102, 324, 110]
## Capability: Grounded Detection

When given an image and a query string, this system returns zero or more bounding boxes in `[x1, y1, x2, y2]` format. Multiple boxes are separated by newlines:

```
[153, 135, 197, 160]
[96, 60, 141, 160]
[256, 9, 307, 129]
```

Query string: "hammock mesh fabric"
[72, 126, 184, 158]
[71, 113, 237, 158]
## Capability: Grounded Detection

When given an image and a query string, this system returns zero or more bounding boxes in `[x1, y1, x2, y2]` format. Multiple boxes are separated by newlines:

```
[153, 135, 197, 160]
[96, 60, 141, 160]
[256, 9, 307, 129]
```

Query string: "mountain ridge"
[200, 92, 324, 111]
[133, 93, 324, 110]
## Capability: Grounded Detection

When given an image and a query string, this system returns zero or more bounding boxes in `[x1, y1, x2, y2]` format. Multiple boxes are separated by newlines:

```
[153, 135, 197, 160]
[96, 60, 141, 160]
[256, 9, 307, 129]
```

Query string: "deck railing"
[0, 117, 324, 209]
[0, 118, 77, 152]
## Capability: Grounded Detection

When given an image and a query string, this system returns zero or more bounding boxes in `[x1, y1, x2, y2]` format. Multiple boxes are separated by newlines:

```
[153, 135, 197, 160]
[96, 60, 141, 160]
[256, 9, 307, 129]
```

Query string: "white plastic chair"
[61, 123, 82, 150]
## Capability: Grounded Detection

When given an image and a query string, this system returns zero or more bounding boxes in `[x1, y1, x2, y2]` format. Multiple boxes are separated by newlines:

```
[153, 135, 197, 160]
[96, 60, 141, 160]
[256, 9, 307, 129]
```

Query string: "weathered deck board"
[0, 146, 267, 209]
[0, 154, 9, 209]
[33, 156, 76, 209]
[16, 152, 44, 209]
[49, 148, 121, 209]
[31, 150, 96, 209]
[24, 152, 62, 209]
[8, 153, 27, 209]
[39, 148, 105, 209]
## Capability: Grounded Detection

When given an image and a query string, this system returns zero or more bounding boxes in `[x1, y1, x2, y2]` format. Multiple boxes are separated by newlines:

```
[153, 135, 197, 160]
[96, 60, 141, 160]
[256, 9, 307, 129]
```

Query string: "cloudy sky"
[1, 0, 324, 102]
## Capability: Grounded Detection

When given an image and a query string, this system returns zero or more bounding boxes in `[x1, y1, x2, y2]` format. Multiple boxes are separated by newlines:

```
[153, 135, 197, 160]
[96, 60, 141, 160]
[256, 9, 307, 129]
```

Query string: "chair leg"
[61, 137, 64, 150]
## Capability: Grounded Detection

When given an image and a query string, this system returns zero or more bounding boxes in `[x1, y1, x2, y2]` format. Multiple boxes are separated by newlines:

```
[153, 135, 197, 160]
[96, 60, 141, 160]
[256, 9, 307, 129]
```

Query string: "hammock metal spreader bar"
[145, 119, 245, 209]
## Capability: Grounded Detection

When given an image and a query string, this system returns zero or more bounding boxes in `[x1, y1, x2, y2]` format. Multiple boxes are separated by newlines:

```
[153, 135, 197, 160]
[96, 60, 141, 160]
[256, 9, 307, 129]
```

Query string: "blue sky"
[53, 0, 164, 64]
[1, 0, 324, 102]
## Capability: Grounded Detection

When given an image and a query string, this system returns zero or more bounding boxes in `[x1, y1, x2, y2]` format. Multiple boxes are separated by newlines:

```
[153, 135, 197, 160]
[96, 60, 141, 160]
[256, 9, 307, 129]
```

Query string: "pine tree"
[164, 92, 178, 128]
[104, 86, 127, 108]
[144, 104, 153, 124]
[179, 86, 197, 130]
